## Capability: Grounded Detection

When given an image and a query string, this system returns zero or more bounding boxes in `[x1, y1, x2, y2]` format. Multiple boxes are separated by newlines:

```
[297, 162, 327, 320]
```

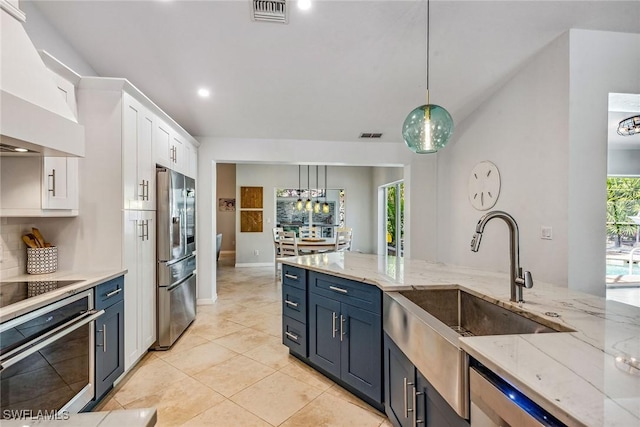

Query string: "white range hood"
[0, 0, 84, 157]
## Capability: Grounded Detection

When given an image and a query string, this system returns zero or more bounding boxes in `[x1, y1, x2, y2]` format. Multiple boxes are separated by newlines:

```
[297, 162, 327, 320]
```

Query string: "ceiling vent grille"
[252, 0, 288, 23]
[359, 133, 383, 139]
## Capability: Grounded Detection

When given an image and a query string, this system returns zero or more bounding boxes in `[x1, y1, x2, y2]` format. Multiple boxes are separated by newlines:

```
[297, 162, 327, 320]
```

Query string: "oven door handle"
[0, 309, 104, 371]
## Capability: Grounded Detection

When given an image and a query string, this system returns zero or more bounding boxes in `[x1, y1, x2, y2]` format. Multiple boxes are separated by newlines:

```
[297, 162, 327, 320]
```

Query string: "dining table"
[296, 237, 337, 253]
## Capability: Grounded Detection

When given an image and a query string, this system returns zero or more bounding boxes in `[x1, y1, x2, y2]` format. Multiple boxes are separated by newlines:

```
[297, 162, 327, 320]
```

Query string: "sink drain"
[544, 312, 560, 317]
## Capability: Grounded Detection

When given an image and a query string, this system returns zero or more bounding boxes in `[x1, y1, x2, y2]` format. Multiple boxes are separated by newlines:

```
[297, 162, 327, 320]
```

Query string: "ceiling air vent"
[251, 0, 288, 23]
[359, 133, 383, 139]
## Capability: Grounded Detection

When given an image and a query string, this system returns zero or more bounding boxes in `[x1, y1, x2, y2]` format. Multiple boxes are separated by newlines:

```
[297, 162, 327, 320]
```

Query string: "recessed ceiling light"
[197, 88, 210, 98]
[14, 147, 29, 152]
[298, 0, 311, 11]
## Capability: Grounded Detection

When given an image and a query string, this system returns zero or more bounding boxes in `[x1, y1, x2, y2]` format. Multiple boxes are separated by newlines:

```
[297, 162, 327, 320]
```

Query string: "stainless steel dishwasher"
[469, 360, 567, 427]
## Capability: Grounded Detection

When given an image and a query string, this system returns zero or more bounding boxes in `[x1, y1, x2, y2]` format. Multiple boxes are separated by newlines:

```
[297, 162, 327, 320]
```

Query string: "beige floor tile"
[325, 384, 386, 416]
[112, 358, 189, 406]
[221, 306, 275, 327]
[182, 399, 272, 427]
[246, 313, 282, 337]
[188, 317, 247, 341]
[212, 327, 273, 353]
[163, 341, 238, 376]
[123, 376, 225, 426]
[279, 357, 336, 391]
[243, 340, 293, 370]
[153, 331, 209, 359]
[281, 392, 384, 427]
[94, 396, 123, 411]
[193, 354, 275, 397]
[231, 371, 323, 426]
[379, 418, 394, 427]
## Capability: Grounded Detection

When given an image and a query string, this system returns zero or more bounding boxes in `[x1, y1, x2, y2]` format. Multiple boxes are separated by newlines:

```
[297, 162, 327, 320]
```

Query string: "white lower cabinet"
[123, 210, 156, 370]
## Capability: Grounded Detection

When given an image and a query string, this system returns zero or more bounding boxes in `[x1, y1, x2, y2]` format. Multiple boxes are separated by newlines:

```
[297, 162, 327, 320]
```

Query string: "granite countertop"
[0, 269, 127, 323]
[0, 408, 156, 427]
[279, 252, 640, 426]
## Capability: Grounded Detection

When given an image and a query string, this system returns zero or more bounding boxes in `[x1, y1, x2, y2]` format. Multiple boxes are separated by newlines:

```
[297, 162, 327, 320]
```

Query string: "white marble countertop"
[0, 408, 156, 427]
[280, 252, 640, 427]
[0, 269, 127, 323]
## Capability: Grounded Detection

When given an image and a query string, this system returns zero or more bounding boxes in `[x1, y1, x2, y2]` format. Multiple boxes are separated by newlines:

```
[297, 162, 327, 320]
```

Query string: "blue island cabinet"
[94, 276, 125, 401]
[307, 272, 382, 409]
[384, 334, 469, 427]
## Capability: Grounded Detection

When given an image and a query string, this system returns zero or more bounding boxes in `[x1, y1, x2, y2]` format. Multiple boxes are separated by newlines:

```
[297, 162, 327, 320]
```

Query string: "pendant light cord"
[426, 0, 430, 104]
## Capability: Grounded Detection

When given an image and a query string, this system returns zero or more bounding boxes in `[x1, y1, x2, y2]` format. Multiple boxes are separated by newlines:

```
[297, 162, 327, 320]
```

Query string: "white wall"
[608, 149, 640, 176]
[435, 32, 571, 286]
[568, 30, 640, 295]
[21, 1, 97, 76]
[216, 163, 236, 252]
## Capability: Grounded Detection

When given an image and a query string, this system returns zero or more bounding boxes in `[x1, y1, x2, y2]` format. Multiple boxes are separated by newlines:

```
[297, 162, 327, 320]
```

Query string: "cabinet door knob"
[340, 314, 346, 341]
[97, 324, 107, 353]
[332, 312, 338, 338]
[285, 331, 298, 342]
[284, 299, 298, 308]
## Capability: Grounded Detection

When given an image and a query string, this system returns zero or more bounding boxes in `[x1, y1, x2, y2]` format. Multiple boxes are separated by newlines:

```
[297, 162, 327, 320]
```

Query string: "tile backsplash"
[0, 218, 37, 279]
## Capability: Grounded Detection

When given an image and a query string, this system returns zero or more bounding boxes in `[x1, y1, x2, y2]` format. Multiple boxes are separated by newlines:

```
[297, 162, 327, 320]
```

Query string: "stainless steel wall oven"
[0, 289, 103, 418]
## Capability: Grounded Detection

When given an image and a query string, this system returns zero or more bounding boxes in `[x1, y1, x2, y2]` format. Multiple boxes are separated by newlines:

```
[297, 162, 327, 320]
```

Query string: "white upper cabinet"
[0, 156, 79, 217]
[123, 92, 155, 211]
[42, 157, 79, 210]
[153, 117, 198, 178]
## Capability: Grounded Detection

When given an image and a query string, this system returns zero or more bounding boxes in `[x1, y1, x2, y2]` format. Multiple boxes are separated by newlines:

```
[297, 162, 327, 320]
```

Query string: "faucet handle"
[523, 271, 534, 288]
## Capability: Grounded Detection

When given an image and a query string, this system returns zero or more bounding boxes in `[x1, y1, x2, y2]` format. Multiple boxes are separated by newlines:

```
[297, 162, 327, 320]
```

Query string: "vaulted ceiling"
[30, 1, 640, 146]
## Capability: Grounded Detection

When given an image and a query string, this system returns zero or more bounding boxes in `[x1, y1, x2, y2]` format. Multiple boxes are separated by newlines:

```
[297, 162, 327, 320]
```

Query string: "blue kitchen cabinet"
[282, 266, 308, 358]
[308, 272, 382, 408]
[94, 276, 125, 401]
[384, 334, 469, 427]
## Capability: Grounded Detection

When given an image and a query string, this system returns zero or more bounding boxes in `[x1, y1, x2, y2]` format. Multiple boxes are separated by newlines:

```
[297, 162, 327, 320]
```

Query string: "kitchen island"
[279, 252, 640, 427]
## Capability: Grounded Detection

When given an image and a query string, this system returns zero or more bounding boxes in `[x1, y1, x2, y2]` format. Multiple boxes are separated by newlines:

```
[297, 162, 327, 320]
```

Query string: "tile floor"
[96, 256, 392, 426]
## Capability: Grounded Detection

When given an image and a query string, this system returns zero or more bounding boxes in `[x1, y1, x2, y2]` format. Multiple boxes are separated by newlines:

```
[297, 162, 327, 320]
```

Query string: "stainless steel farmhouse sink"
[383, 288, 575, 419]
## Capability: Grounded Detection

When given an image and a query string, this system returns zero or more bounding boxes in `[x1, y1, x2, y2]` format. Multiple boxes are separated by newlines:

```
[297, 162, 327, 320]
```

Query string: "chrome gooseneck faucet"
[470, 211, 534, 303]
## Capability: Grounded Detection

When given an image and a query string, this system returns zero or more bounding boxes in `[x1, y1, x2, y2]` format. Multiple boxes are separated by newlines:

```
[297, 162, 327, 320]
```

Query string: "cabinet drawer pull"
[105, 288, 122, 298]
[48, 169, 56, 196]
[285, 331, 298, 342]
[329, 285, 348, 294]
[284, 273, 298, 280]
[284, 300, 298, 307]
[97, 324, 107, 353]
[332, 312, 338, 338]
[403, 377, 409, 419]
[413, 386, 424, 426]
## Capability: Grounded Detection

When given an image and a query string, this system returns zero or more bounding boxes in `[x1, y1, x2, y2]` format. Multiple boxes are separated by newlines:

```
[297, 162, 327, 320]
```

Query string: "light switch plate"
[541, 226, 553, 240]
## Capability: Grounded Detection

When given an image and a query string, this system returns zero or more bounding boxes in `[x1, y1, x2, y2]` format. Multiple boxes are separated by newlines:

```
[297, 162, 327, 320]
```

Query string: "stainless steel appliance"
[0, 284, 103, 417]
[469, 360, 566, 427]
[155, 168, 196, 349]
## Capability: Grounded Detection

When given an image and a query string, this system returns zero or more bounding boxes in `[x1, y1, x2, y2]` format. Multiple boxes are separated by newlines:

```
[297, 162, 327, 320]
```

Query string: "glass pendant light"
[322, 165, 330, 214]
[402, 0, 453, 153]
[295, 165, 303, 211]
[305, 165, 312, 211]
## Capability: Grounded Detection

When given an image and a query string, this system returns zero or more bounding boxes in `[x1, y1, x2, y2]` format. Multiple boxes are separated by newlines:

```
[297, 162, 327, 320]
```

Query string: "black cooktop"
[0, 280, 82, 309]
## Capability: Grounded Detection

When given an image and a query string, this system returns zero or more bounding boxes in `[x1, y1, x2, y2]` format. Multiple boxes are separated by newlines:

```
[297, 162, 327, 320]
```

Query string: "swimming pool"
[606, 263, 640, 276]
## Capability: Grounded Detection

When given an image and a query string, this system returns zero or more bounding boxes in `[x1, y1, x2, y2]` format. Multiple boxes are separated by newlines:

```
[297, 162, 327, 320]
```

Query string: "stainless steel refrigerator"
[155, 168, 196, 349]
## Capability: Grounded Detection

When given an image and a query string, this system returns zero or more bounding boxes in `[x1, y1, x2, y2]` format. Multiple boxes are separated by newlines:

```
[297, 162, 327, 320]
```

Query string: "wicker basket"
[26, 247, 58, 274]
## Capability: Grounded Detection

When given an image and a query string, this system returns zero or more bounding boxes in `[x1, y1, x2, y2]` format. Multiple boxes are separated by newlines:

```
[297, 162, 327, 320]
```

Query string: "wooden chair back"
[299, 226, 319, 238]
[279, 231, 299, 257]
[334, 229, 352, 252]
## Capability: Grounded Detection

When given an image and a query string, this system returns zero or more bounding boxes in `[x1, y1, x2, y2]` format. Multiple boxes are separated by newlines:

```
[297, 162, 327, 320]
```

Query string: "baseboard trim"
[197, 297, 217, 305]
[235, 262, 274, 268]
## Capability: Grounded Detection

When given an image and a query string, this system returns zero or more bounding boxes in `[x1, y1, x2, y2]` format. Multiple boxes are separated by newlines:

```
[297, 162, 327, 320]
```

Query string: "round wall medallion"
[468, 161, 500, 211]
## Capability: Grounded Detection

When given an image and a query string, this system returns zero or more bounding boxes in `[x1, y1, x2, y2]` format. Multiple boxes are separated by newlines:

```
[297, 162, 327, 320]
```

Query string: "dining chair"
[272, 227, 284, 277]
[279, 231, 300, 258]
[299, 226, 319, 239]
[334, 228, 352, 252]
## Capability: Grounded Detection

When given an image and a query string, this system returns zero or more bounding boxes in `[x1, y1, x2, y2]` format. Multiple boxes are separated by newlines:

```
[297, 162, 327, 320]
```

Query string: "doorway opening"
[606, 92, 640, 307]
[382, 181, 404, 256]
